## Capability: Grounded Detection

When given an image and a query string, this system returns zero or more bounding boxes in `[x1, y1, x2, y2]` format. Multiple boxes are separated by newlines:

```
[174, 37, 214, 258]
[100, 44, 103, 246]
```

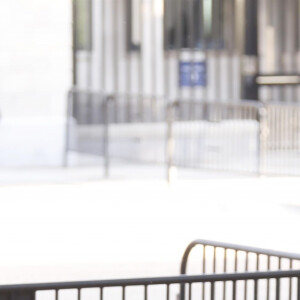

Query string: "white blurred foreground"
[0, 167, 299, 286]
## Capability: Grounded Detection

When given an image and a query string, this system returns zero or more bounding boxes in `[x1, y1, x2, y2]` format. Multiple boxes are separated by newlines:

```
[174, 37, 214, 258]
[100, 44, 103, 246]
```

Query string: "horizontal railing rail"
[2, 270, 300, 300]
[1, 270, 300, 291]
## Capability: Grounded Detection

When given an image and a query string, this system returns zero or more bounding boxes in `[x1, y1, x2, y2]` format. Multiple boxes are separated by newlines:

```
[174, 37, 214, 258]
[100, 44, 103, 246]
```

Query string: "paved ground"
[0, 165, 299, 286]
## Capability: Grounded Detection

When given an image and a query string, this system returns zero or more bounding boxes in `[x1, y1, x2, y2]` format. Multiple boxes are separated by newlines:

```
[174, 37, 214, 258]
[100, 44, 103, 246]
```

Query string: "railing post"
[298, 277, 300, 300]
[63, 89, 74, 168]
[257, 105, 268, 176]
[103, 95, 111, 179]
[167, 101, 177, 184]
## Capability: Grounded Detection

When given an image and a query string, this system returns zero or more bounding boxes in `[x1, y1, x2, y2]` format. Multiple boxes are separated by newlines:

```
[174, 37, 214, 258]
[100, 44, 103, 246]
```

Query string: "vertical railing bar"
[63, 90, 73, 167]
[234, 250, 238, 272]
[203, 245, 206, 274]
[297, 277, 300, 300]
[254, 279, 258, 300]
[122, 286, 125, 300]
[279, 257, 282, 270]
[189, 283, 192, 300]
[273, 106, 277, 171]
[166, 284, 170, 300]
[144, 285, 148, 300]
[223, 248, 227, 300]
[232, 280, 236, 300]
[211, 282, 215, 300]
[244, 252, 248, 300]
[281, 107, 285, 171]
[103, 96, 110, 178]
[55, 289, 58, 300]
[276, 278, 280, 300]
[287, 104, 290, 168]
[78, 288, 81, 300]
[279, 107, 283, 172]
[223, 248, 227, 273]
[100, 287, 103, 300]
[267, 256, 270, 300]
[202, 245, 206, 300]
[289, 260, 293, 300]
[234, 249, 238, 300]
[213, 247, 217, 274]
[167, 102, 175, 183]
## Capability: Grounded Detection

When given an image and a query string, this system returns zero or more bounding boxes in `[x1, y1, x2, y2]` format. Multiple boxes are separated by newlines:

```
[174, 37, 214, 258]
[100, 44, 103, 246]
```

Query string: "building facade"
[0, 0, 299, 167]
[74, 0, 300, 109]
[0, 1, 71, 166]
[68, 0, 300, 171]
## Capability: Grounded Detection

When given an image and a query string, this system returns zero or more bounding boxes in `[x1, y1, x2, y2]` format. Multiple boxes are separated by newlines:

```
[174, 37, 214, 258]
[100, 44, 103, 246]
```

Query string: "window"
[74, 0, 92, 51]
[164, 0, 224, 50]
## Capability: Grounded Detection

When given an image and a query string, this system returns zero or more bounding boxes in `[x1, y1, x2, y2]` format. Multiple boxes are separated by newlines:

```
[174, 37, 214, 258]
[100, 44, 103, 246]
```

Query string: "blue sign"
[179, 61, 207, 87]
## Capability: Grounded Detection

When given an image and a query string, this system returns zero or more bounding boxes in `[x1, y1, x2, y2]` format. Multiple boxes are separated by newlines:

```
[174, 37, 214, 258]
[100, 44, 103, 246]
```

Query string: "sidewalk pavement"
[0, 165, 299, 285]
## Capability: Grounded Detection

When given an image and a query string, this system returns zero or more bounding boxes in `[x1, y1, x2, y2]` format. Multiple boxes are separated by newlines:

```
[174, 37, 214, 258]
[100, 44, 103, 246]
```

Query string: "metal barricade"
[180, 239, 300, 300]
[181, 239, 300, 275]
[263, 104, 300, 176]
[1, 240, 300, 300]
[64, 88, 111, 176]
[66, 90, 300, 178]
[167, 101, 262, 178]
[167, 101, 300, 178]
[65, 89, 168, 175]
[1, 271, 300, 300]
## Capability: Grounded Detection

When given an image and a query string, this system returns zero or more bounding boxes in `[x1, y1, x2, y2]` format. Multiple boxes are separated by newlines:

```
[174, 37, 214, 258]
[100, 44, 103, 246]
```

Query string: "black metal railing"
[1, 270, 300, 300]
[2, 240, 300, 300]
[181, 239, 300, 276]
[180, 239, 300, 300]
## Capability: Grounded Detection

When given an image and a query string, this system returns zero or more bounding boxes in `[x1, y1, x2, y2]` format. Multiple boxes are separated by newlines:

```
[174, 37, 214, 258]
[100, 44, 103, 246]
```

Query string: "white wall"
[0, 0, 71, 166]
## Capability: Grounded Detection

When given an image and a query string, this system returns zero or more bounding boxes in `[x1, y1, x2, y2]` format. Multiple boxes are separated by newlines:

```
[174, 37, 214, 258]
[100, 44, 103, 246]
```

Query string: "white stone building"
[0, 0, 299, 167]
[0, 1, 71, 166]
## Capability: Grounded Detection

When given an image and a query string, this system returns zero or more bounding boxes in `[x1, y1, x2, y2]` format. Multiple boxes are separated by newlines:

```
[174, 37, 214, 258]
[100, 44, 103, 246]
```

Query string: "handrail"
[1, 270, 300, 292]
